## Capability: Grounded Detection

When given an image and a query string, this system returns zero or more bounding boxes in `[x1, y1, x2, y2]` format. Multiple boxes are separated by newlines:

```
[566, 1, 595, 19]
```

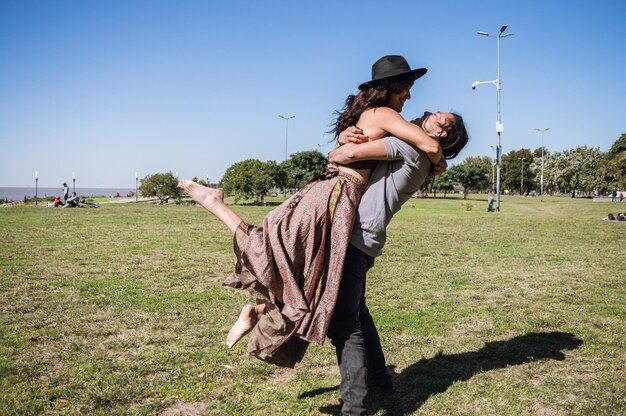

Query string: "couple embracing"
[179, 55, 469, 415]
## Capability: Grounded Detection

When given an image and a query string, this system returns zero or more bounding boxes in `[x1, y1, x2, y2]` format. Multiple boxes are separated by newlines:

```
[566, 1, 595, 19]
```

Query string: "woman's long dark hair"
[331, 74, 415, 137]
[411, 113, 469, 160]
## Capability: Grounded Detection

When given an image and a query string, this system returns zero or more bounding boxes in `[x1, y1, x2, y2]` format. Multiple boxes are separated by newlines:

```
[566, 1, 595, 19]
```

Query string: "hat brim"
[358, 68, 427, 91]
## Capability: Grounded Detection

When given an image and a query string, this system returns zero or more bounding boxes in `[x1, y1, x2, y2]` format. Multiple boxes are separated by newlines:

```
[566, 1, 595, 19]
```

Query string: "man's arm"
[364, 107, 443, 165]
[330, 138, 448, 174]
[336, 110, 442, 164]
[328, 141, 390, 165]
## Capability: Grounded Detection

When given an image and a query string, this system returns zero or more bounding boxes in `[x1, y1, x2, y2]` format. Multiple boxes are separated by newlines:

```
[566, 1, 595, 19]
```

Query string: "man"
[62, 182, 69, 204]
[64, 192, 80, 208]
[327, 112, 468, 415]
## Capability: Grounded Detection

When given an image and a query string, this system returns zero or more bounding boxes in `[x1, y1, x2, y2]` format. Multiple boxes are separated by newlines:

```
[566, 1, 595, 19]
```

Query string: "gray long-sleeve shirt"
[349, 137, 431, 257]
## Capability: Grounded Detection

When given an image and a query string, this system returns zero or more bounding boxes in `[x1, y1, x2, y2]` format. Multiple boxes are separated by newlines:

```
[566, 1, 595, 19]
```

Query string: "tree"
[541, 151, 561, 195]
[607, 134, 626, 190]
[139, 172, 182, 203]
[528, 147, 550, 194]
[280, 151, 327, 189]
[546, 146, 603, 197]
[191, 176, 209, 186]
[431, 170, 456, 197]
[609, 133, 626, 156]
[607, 151, 626, 190]
[220, 159, 285, 203]
[486, 155, 496, 193]
[501, 149, 535, 193]
[448, 156, 490, 198]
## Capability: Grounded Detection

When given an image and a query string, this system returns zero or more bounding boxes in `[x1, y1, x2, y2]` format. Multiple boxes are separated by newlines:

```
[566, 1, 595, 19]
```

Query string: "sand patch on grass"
[267, 368, 297, 384]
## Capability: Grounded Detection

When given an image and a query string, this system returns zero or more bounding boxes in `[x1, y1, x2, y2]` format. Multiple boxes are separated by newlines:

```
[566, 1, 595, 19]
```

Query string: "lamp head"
[471, 81, 479, 90]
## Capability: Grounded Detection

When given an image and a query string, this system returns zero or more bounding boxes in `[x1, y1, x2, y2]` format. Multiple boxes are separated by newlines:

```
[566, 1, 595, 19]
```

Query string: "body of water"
[0, 187, 138, 201]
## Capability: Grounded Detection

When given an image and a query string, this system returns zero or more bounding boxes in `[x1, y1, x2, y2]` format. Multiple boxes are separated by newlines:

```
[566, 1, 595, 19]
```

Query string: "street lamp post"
[135, 172, 138, 202]
[278, 115, 295, 162]
[520, 157, 526, 195]
[535, 128, 550, 201]
[471, 25, 513, 212]
[72, 171, 76, 194]
[35, 171, 38, 206]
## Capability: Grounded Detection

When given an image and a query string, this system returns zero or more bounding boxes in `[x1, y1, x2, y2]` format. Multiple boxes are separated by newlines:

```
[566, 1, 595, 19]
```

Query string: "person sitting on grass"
[64, 192, 80, 208]
[53, 196, 62, 207]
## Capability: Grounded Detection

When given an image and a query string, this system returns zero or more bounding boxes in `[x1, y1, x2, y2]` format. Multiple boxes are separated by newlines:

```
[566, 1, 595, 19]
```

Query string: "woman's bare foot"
[227, 304, 259, 348]
[178, 179, 243, 235]
[178, 180, 224, 211]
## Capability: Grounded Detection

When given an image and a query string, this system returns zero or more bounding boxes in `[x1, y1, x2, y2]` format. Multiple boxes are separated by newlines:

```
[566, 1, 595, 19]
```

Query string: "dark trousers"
[327, 244, 387, 415]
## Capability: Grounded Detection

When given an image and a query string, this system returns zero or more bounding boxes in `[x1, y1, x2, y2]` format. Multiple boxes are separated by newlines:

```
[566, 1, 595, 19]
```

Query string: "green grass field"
[1, 195, 624, 415]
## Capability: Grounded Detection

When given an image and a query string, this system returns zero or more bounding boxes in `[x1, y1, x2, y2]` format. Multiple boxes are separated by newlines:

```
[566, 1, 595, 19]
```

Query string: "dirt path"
[99, 197, 155, 204]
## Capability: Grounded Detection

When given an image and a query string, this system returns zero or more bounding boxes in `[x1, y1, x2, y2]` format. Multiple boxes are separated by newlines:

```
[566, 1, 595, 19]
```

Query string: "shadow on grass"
[315, 331, 582, 415]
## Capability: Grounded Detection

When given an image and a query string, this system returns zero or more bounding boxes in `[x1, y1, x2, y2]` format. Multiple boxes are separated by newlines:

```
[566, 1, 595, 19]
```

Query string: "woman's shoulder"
[364, 106, 400, 116]
[360, 107, 404, 124]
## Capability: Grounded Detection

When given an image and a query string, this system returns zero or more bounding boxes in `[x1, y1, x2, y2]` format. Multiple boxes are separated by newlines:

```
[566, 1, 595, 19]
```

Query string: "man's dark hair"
[411, 113, 469, 160]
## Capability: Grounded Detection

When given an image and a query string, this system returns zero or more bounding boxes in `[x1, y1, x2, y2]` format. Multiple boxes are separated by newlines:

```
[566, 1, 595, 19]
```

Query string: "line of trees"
[138, 134, 625, 203]
[220, 151, 327, 203]
[136, 151, 327, 205]
[432, 134, 625, 198]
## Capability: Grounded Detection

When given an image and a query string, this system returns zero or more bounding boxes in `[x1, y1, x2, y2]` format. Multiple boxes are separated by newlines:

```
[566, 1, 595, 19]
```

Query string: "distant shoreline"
[0, 187, 138, 201]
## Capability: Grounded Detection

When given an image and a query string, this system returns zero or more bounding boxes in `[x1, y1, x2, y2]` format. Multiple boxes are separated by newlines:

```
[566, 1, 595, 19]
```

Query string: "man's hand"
[328, 143, 358, 164]
[434, 158, 447, 175]
[338, 126, 369, 145]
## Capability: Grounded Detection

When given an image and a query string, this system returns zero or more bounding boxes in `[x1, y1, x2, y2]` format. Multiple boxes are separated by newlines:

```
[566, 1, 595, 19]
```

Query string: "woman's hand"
[328, 143, 358, 164]
[434, 158, 447, 175]
[338, 126, 369, 145]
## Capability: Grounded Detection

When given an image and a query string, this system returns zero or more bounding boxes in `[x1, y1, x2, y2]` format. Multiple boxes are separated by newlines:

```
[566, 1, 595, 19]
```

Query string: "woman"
[179, 56, 465, 367]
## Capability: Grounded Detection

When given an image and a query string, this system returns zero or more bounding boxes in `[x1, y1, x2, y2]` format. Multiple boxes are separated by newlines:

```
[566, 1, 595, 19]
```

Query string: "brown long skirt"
[223, 167, 366, 368]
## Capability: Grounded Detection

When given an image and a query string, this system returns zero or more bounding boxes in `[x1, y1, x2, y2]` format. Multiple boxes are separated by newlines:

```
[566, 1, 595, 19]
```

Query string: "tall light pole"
[472, 25, 513, 212]
[135, 172, 138, 202]
[278, 115, 295, 162]
[520, 157, 526, 195]
[535, 128, 550, 201]
[72, 171, 76, 194]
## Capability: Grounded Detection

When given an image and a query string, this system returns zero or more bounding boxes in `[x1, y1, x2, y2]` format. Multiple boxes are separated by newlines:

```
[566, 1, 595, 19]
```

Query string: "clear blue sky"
[2, 0, 625, 187]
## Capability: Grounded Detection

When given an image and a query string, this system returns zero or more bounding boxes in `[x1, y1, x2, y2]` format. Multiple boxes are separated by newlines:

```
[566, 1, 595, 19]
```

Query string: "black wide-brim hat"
[358, 55, 427, 91]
